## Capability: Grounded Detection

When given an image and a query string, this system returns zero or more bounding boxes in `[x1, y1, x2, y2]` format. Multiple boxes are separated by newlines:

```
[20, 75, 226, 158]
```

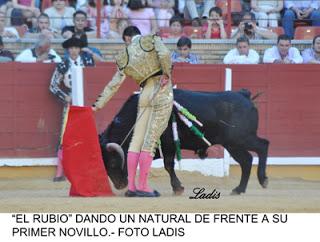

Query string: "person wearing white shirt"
[224, 36, 260, 64]
[15, 34, 61, 63]
[282, 0, 320, 39]
[251, 0, 283, 28]
[0, 11, 19, 39]
[263, 34, 303, 64]
[44, 0, 75, 32]
[302, 35, 320, 63]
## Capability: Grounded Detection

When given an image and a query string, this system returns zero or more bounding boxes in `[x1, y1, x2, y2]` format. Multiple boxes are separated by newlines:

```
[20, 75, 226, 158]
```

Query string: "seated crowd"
[0, 0, 320, 64]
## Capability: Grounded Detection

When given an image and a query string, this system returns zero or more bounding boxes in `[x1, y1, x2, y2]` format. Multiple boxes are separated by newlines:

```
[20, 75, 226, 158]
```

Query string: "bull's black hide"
[99, 89, 269, 195]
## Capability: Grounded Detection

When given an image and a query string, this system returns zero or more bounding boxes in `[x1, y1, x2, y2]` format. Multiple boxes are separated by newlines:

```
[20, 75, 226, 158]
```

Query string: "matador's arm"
[153, 35, 172, 78]
[92, 69, 126, 110]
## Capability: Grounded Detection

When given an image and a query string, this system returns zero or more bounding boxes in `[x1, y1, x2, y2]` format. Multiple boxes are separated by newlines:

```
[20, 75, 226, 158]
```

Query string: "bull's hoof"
[230, 187, 244, 195]
[261, 177, 269, 188]
[53, 176, 66, 182]
[173, 186, 185, 196]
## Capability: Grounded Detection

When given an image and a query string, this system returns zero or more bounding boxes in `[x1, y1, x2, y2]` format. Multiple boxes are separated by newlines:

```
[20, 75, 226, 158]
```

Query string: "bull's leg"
[163, 153, 185, 195]
[226, 147, 253, 195]
[244, 136, 269, 189]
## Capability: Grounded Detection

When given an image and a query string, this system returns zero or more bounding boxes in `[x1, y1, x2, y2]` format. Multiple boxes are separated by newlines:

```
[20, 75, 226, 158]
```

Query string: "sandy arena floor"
[0, 169, 319, 213]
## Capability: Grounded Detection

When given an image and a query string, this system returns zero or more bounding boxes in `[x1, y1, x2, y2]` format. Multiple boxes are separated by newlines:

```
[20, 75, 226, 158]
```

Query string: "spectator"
[108, 18, 129, 39]
[302, 34, 320, 63]
[80, 0, 109, 38]
[127, 0, 157, 35]
[12, 0, 40, 28]
[44, 0, 75, 32]
[147, 0, 174, 27]
[263, 34, 303, 63]
[171, 36, 200, 64]
[241, 0, 251, 12]
[169, 15, 183, 37]
[203, 6, 226, 39]
[185, 0, 215, 26]
[160, 15, 183, 38]
[223, 36, 260, 64]
[15, 34, 62, 62]
[231, 11, 278, 39]
[62, 10, 96, 39]
[174, 0, 185, 16]
[282, 0, 320, 39]
[0, 10, 19, 38]
[24, 13, 60, 38]
[103, 0, 129, 38]
[0, 35, 14, 62]
[0, 0, 11, 13]
[251, 0, 283, 28]
[49, 36, 95, 182]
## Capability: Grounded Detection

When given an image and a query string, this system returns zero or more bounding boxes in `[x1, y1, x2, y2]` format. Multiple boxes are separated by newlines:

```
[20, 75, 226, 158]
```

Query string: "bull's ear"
[106, 143, 125, 170]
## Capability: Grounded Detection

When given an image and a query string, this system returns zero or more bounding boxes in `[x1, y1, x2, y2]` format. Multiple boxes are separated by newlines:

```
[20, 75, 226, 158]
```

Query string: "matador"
[92, 26, 173, 197]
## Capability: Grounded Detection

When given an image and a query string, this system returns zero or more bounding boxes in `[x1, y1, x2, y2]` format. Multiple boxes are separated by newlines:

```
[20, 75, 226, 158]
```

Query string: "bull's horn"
[106, 143, 125, 170]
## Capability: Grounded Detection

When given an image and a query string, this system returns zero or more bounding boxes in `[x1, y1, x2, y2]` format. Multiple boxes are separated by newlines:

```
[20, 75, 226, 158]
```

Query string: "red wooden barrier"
[0, 63, 320, 159]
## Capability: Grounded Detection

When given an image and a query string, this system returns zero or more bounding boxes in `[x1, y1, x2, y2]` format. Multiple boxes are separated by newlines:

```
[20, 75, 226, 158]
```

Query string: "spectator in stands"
[282, 0, 320, 39]
[171, 36, 199, 64]
[302, 35, 320, 63]
[44, 0, 75, 32]
[103, 0, 129, 38]
[0, 10, 19, 38]
[108, 18, 129, 39]
[127, 0, 157, 35]
[0, 0, 11, 13]
[241, 0, 251, 12]
[24, 13, 60, 39]
[0, 35, 14, 62]
[251, 0, 283, 28]
[147, 0, 174, 27]
[204, 6, 226, 39]
[12, 0, 40, 28]
[223, 36, 260, 64]
[15, 34, 62, 62]
[232, 11, 278, 39]
[159, 15, 183, 38]
[186, 0, 215, 27]
[49, 36, 95, 182]
[62, 10, 96, 39]
[169, 15, 183, 37]
[80, 0, 109, 38]
[174, 0, 185, 17]
[263, 34, 303, 63]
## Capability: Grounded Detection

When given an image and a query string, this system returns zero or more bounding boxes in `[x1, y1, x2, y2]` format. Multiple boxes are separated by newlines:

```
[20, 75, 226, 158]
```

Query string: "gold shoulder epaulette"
[115, 49, 129, 70]
[139, 35, 156, 52]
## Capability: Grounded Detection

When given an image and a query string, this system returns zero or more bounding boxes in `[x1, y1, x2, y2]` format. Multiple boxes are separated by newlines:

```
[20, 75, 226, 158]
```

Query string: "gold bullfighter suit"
[93, 34, 173, 197]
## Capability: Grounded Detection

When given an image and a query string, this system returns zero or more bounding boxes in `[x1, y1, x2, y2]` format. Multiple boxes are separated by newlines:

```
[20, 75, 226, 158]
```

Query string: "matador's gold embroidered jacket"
[93, 34, 172, 109]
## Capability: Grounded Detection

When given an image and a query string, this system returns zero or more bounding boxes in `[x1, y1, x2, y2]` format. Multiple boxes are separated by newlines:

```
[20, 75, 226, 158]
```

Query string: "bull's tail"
[238, 89, 263, 102]
[251, 92, 264, 101]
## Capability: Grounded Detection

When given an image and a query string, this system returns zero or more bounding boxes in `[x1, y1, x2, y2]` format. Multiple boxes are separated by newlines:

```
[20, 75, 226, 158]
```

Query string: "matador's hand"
[160, 75, 169, 87]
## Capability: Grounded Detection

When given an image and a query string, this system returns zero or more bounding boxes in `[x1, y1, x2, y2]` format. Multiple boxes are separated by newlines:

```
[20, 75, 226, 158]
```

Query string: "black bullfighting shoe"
[125, 190, 137, 197]
[53, 176, 66, 182]
[136, 190, 161, 197]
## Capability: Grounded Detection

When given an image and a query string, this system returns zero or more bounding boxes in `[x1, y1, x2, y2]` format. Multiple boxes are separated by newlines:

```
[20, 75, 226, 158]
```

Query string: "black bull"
[99, 89, 269, 195]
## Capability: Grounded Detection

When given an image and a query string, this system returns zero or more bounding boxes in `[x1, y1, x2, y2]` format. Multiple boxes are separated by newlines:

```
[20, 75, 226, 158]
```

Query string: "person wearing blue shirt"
[171, 36, 200, 64]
